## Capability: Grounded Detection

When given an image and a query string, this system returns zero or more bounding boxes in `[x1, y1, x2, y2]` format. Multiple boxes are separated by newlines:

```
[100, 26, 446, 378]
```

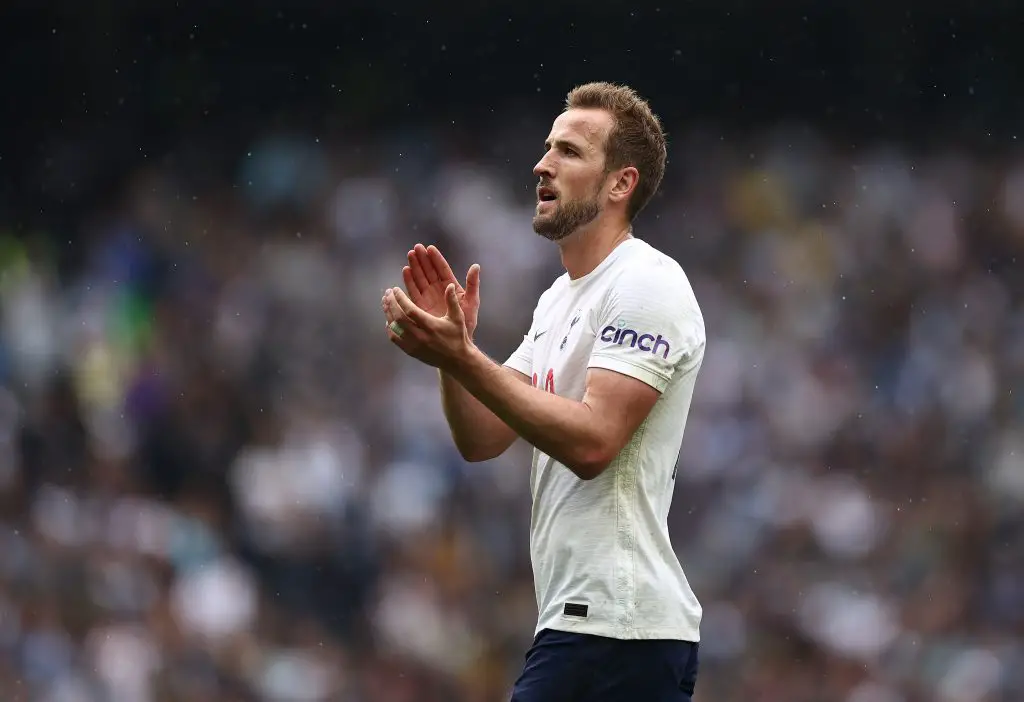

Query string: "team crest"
[560, 311, 583, 351]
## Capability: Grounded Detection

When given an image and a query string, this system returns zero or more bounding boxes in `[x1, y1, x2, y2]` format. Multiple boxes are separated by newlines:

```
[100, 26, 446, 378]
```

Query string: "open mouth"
[537, 186, 558, 203]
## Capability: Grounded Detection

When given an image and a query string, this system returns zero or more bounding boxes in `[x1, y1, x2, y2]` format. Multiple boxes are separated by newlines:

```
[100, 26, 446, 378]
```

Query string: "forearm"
[449, 347, 610, 479]
[439, 368, 519, 461]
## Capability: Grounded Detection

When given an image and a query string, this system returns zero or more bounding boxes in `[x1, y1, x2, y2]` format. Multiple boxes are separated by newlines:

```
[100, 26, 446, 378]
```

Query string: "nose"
[533, 153, 554, 180]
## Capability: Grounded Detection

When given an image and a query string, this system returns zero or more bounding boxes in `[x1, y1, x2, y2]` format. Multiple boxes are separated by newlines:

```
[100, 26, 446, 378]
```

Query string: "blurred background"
[1, 2, 1023, 701]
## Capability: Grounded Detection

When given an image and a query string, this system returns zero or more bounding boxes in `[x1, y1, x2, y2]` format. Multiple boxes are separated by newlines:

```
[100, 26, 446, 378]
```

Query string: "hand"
[383, 283, 474, 371]
[403, 244, 481, 338]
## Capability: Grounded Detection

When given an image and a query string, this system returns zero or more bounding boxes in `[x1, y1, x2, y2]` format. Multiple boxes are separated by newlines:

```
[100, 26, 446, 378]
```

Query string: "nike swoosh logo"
[533, 330, 547, 341]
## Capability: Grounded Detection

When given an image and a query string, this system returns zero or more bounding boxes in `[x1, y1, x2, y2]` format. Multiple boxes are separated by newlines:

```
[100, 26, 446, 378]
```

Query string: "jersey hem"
[536, 620, 701, 643]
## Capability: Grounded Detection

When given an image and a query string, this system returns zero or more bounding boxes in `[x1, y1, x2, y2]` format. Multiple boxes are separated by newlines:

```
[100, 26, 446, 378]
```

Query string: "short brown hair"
[565, 82, 667, 221]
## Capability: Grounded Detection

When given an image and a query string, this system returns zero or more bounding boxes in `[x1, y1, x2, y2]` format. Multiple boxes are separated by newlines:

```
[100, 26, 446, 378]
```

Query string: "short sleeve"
[587, 267, 705, 392]
[503, 330, 534, 377]
[504, 282, 561, 377]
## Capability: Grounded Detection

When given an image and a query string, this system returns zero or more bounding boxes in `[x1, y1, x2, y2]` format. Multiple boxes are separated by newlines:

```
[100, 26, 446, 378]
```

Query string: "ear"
[607, 166, 639, 206]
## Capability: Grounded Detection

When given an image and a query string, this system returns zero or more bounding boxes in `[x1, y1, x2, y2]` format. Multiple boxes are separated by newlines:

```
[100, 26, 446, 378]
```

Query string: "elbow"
[455, 443, 490, 463]
[570, 463, 607, 481]
[453, 438, 502, 463]
[567, 445, 617, 481]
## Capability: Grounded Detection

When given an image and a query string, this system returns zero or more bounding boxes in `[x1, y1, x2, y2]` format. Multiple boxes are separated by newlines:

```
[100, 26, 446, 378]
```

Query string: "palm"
[418, 277, 462, 316]
[403, 245, 480, 334]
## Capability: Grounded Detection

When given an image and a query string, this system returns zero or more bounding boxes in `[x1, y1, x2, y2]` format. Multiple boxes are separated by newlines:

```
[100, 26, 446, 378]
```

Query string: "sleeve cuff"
[503, 353, 533, 377]
[588, 354, 670, 392]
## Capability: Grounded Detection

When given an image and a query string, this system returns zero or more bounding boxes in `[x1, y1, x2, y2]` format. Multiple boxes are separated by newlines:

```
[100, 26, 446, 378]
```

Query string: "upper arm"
[581, 262, 705, 468]
[580, 368, 661, 465]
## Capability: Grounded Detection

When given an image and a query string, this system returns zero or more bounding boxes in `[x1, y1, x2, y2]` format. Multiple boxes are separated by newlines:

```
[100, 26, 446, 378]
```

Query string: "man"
[381, 82, 705, 701]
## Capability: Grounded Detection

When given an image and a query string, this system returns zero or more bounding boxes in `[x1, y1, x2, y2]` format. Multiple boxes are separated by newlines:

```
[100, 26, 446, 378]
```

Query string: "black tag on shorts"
[563, 602, 589, 618]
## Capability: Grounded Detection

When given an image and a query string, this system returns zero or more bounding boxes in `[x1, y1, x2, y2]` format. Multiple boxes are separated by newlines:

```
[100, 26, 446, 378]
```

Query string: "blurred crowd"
[1, 116, 1023, 702]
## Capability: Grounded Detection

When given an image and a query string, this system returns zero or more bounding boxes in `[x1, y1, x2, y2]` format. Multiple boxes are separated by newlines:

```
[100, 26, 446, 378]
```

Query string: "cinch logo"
[599, 326, 671, 359]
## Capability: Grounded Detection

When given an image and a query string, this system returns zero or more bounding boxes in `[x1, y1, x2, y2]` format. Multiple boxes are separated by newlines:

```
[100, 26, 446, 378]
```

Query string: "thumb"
[465, 264, 481, 301]
[445, 283, 465, 323]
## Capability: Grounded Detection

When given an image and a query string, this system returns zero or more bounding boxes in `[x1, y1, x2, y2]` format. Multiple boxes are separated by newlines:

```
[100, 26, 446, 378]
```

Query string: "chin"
[533, 223, 572, 242]
[532, 215, 558, 239]
[532, 196, 599, 241]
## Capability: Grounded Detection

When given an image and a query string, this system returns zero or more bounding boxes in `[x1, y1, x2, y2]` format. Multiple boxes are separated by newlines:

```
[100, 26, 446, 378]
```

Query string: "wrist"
[447, 342, 487, 382]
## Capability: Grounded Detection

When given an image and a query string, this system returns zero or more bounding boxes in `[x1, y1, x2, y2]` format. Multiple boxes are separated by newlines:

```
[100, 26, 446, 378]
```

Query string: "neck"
[558, 218, 634, 279]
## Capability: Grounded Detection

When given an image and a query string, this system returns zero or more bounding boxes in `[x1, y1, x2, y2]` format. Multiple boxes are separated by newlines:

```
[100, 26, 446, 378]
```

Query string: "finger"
[427, 245, 458, 284]
[406, 251, 430, 292]
[386, 326, 421, 357]
[465, 263, 481, 302]
[445, 283, 465, 324]
[386, 322, 409, 346]
[386, 291, 421, 329]
[413, 244, 439, 284]
[389, 287, 436, 328]
[402, 266, 424, 305]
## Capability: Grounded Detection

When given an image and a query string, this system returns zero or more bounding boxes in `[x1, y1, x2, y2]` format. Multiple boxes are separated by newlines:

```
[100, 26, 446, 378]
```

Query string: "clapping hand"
[382, 244, 482, 369]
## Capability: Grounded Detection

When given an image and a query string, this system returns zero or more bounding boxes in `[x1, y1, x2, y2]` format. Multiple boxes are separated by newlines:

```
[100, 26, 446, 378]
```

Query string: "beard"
[532, 193, 602, 241]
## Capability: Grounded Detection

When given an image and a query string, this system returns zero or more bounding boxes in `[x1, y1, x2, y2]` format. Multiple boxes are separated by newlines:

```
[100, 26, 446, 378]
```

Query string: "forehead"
[546, 108, 613, 150]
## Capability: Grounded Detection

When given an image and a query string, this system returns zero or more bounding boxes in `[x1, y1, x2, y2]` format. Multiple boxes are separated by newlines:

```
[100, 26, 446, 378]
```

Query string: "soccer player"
[381, 82, 705, 701]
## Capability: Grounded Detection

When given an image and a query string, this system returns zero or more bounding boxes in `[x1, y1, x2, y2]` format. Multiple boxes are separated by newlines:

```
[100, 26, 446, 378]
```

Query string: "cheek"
[563, 171, 603, 199]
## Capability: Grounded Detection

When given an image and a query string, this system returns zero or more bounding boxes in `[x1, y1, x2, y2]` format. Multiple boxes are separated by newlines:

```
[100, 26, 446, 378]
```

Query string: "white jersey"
[504, 237, 705, 642]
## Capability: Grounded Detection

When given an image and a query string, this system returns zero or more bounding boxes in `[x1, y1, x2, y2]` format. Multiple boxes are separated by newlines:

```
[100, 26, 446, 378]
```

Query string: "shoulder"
[606, 240, 702, 317]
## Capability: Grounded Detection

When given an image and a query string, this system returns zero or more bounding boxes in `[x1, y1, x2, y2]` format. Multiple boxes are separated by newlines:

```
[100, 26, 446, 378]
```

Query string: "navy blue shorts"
[510, 628, 699, 702]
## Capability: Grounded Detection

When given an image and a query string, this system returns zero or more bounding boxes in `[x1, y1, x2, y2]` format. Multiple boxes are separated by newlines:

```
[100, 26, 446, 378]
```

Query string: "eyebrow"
[543, 138, 582, 152]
